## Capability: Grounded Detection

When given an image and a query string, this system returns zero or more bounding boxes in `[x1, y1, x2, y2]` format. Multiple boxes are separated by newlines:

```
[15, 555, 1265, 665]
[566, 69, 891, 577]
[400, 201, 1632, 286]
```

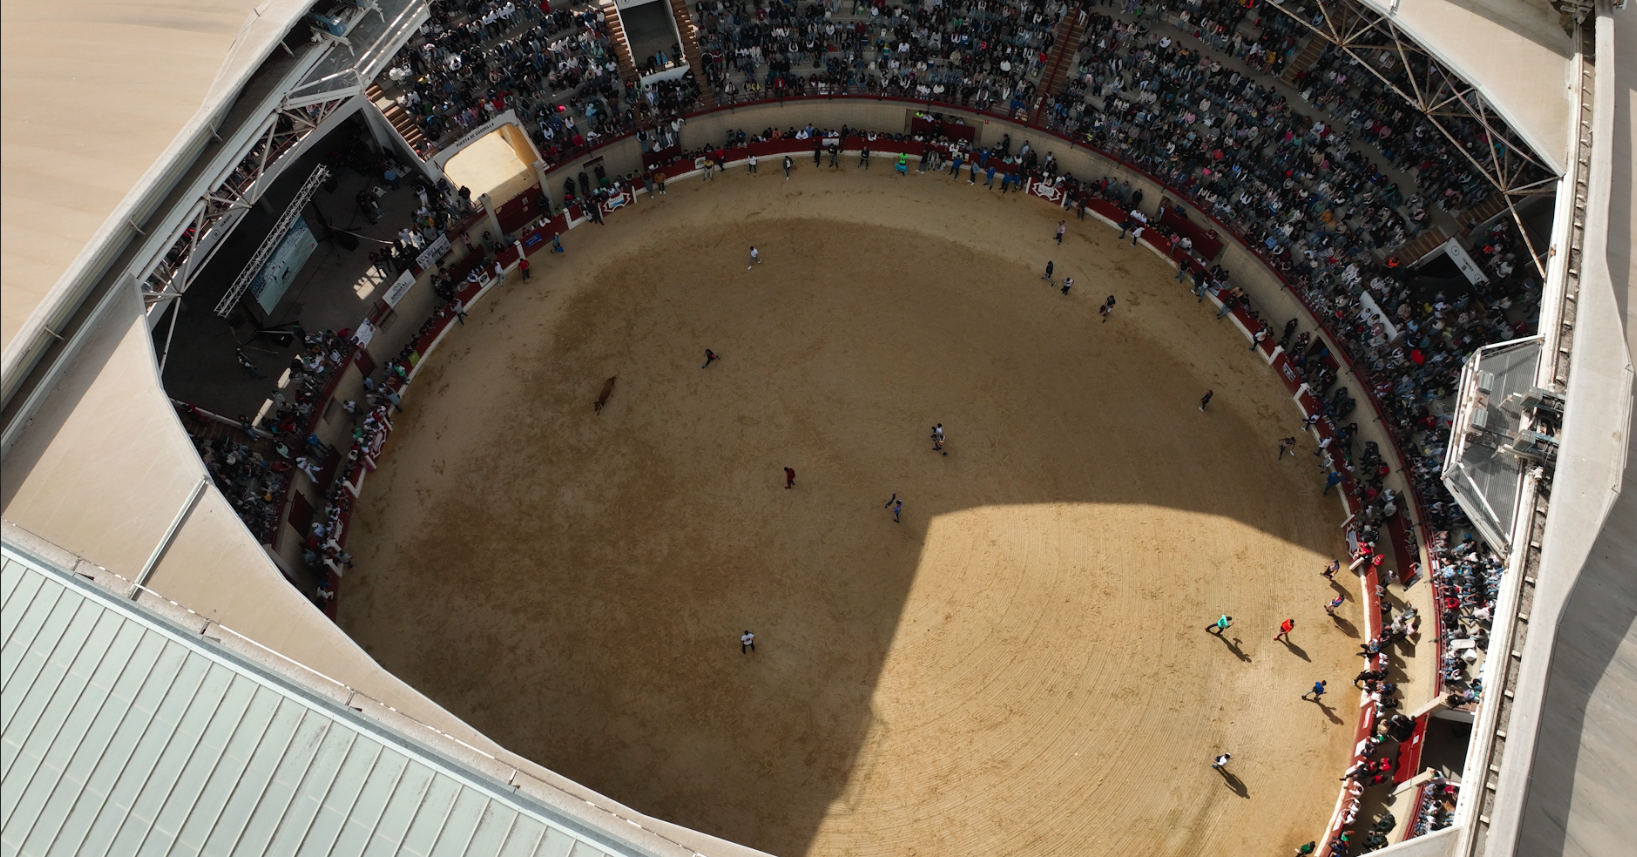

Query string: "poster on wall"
[250, 216, 319, 313]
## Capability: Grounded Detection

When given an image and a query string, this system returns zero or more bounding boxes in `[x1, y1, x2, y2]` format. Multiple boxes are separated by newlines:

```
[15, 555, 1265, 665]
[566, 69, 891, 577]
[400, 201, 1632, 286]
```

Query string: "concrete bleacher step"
[364, 83, 426, 149]
[667, 0, 715, 108]
[600, 2, 642, 86]
[1032, 13, 1084, 124]
[1393, 225, 1451, 265]
[1281, 34, 1331, 83]
[1456, 193, 1511, 234]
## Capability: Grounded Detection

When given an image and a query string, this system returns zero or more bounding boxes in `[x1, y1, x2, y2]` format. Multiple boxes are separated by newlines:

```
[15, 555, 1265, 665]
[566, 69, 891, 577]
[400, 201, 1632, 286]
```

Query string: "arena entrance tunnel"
[436, 119, 542, 218]
[337, 170, 1369, 857]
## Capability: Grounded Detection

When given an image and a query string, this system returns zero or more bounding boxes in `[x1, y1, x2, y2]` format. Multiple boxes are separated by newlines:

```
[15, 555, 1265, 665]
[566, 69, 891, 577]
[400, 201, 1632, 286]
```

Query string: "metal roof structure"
[0, 544, 662, 857]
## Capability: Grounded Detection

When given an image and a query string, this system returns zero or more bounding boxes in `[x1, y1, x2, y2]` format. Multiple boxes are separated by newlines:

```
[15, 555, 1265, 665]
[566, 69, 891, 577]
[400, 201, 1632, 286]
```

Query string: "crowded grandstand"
[1, 0, 1626, 855]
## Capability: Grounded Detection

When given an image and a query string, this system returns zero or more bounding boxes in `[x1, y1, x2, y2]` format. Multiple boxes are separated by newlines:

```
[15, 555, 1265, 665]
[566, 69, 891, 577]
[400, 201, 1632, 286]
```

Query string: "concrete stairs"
[1455, 192, 1511, 234]
[600, 2, 643, 87]
[1031, 11, 1085, 124]
[1392, 224, 1451, 265]
[1281, 33, 1331, 83]
[365, 83, 428, 153]
[667, 0, 715, 107]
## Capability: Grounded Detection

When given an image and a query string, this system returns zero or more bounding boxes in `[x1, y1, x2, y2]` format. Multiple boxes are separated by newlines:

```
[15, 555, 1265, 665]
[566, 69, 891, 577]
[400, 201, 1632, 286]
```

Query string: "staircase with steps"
[1454, 192, 1512, 235]
[667, 0, 716, 108]
[1281, 33, 1331, 83]
[365, 83, 429, 155]
[600, 2, 643, 86]
[1031, 11, 1085, 125]
[1391, 224, 1451, 265]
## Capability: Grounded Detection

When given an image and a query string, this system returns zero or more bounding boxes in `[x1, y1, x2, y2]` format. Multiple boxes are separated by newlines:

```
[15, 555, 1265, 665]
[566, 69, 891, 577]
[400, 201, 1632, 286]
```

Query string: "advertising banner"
[382, 270, 417, 307]
[1358, 291, 1401, 342]
[1441, 237, 1490, 285]
[416, 233, 452, 270]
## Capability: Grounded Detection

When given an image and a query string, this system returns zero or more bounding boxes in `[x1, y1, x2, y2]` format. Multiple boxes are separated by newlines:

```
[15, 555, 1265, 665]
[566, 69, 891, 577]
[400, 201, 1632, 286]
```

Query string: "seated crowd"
[690, 0, 1066, 114]
[381, 1, 625, 157]
[1426, 530, 1504, 707]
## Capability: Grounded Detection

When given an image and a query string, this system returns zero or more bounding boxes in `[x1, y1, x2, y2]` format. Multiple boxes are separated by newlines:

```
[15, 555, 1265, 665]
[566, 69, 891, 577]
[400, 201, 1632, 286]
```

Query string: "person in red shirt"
[1275, 618, 1296, 642]
[784, 467, 796, 489]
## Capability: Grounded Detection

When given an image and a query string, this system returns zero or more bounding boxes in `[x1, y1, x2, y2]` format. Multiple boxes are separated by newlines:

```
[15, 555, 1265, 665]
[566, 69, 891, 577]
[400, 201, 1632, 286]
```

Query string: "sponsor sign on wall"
[1441, 237, 1490, 285]
[1358, 291, 1401, 342]
[382, 270, 417, 307]
[415, 233, 452, 269]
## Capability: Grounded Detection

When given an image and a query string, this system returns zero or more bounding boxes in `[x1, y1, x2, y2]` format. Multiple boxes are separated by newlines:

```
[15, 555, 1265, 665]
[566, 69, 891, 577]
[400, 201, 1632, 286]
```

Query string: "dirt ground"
[341, 165, 1363, 857]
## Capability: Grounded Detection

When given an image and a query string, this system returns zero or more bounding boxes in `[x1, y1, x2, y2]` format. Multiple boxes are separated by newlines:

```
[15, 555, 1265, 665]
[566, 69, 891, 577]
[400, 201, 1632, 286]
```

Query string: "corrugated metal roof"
[0, 547, 656, 857]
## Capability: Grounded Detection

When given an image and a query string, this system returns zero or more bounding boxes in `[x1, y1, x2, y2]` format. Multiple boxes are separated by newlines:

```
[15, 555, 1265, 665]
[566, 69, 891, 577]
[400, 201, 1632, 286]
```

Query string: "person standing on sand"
[1322, 559, 1341, 580]
[785, 467, 796, 488]
[1212, 753, 1232, 770]
[1199, 390, 1214, 411]
[741, 631, 756, 653]
[702, 349, 719, 368]
[1100, 294, 1116, 322]
[1061, 276, 1073, 296]
[1279, 436, 1297, 458]
[885, 493, 903, 523]
[931, 423, 947, 455]
[1207, 614, 1233, 635]
[1041, 260, 1055, 286]
[1275, 618, 1296, 642]
[1303, 680, 1327, 701]
[1056, 220, 1067, 244]
[1326, 595, 1345, 616]
[748, 154, 758, 175]
[748, 246, 761, 269]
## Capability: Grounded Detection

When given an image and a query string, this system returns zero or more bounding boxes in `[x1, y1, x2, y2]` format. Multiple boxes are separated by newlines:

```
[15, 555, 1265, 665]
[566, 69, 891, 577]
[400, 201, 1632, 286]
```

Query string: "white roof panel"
[0, 546, 667, 857]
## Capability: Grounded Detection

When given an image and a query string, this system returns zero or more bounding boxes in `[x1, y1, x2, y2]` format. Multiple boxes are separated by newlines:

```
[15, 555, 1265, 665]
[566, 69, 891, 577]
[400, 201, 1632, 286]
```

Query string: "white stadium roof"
[0, 545, 676, 857]
[0, 0, 306, 354]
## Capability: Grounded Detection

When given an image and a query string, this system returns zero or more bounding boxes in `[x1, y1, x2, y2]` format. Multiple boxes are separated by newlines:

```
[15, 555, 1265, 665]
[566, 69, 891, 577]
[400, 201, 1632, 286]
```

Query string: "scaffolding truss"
[214, 164, 332, 317]
[142, 98, 348, 308]
[1264, 0, 1561, 276]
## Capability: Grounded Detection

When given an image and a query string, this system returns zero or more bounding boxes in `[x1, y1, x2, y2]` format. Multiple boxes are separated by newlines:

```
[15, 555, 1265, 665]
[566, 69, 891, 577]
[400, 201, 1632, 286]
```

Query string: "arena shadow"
[338, 214, 1358, 856]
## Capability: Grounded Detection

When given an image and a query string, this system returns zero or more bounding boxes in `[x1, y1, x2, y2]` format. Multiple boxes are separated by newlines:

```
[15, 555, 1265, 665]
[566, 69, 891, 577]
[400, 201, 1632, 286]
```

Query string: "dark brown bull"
[594, 376, 617, 413]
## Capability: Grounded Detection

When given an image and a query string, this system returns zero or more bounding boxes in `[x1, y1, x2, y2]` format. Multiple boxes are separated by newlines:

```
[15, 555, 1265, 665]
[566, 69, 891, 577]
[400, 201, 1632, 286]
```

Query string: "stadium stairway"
[1392, 224, 1452, 265]
[1454, 192, 1512, 235]
[1281, 33, 1331, 83]
[601, 2, 643, 87]
[1032, 11, 1085, 125]
[366, 84, 428, 153]
[667, 0, 716, 107]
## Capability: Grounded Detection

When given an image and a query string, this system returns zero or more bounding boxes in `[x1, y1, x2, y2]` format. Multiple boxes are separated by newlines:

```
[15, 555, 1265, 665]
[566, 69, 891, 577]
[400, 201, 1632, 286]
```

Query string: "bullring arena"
[2, 2, 1634, 857]
[341, 172, 1357, 855]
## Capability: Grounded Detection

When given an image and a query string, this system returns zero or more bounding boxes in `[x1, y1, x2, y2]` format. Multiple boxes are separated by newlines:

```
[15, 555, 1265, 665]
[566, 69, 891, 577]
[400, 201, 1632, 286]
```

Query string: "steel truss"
[142, 97, 348, 307]
[1264, 0, 1560, 276]
[215, 164, 333, 317]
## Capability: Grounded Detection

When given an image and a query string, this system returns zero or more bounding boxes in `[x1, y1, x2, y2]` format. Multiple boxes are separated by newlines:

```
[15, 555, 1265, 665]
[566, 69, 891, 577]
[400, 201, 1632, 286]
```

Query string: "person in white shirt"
[740, 631, 756, 653]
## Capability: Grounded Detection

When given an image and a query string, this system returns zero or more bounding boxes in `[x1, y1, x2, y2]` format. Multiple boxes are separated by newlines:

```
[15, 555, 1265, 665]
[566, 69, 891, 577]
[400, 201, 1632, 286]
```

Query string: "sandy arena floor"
[341, 165, 1363, 857]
